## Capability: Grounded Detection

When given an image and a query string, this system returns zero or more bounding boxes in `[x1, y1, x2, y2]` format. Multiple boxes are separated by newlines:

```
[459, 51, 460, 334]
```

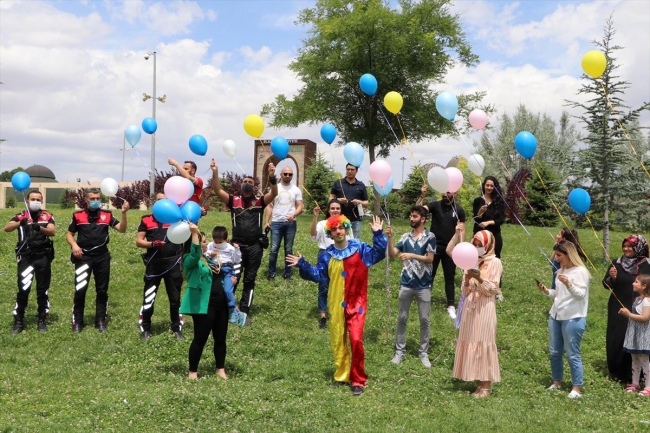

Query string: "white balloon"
[100, 178, 119, 197]
[223, 139, 237, 158]
[167, 221, 191, 244]
[427, 167, 449, 192]
[467, 154, 485, 177]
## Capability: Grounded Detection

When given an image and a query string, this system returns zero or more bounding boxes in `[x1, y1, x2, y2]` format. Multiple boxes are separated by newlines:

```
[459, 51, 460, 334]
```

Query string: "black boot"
[12, 316, 25, 334]
[96, 319, 107, 333]
[37, 314, 48, 333]
[72, 316, 84, 333]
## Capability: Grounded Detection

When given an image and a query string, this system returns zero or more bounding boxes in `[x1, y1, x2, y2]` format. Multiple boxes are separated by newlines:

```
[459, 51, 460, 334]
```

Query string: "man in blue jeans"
[330, 163, 368, 239]
[265, 166, 303, 280]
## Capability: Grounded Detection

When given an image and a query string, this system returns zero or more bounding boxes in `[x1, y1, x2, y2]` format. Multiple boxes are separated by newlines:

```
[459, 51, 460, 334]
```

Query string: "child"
[205, 226, 245, 327]
[618, 274, 650, 394]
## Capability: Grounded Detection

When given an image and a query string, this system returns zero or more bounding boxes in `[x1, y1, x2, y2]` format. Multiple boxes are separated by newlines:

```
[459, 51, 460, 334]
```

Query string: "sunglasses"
[282, 173, 293, 177]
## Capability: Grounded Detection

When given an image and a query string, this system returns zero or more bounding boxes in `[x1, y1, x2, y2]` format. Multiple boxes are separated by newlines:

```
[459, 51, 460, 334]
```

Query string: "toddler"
[618, 274, 650, 394]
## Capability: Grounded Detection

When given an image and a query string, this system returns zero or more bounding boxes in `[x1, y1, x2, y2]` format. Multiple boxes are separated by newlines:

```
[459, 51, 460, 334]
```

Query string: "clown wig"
[325, 214, 351, 238]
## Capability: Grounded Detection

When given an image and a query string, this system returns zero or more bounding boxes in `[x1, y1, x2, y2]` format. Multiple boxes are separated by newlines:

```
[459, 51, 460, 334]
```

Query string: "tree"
[262, 0, 487, 215]
[565, 16, 650, 261]
[0, 166, 25, 182]
[303, 153, 339, 212]
[522, 162, 560, 227]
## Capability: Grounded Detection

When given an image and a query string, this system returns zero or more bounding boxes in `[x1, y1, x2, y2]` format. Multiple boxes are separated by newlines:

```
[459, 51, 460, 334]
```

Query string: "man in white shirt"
[265, 167, 303, 280]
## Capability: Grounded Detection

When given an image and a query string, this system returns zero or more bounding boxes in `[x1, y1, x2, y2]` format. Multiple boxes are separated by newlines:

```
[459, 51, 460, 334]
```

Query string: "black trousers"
[14, 253, 52, 318]
[433, 249, 457, 307]
[238, 242, 262, 314]
[139, 258, 183, 332]
[189, 294, 229, 372]
[72, 251, 111, 324]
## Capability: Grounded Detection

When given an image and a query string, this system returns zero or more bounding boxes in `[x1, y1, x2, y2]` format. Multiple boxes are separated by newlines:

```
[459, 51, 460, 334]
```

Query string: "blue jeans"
[317, 249, 328, 313]
[549, 316, 586, 386]
[350, 220, 362, 239]
[221, 266, 236, 308]
[268, 221, 297, 277]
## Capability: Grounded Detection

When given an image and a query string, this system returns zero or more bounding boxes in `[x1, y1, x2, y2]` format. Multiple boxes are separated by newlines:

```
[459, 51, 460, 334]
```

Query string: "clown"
[287, 214, 386, 396]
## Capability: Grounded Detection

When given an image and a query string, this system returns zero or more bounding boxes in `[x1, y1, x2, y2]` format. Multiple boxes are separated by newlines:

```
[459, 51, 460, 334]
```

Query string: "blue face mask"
[88, 201, 101, 210]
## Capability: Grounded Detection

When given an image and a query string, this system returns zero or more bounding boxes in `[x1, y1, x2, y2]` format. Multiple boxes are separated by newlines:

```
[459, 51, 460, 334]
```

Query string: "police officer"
[66, 188, 129, 332]
[136, 192, 184, 341]
[4, 190, 55, 334]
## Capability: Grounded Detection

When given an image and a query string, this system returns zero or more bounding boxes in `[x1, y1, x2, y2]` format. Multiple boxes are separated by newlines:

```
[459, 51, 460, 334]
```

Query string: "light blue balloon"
[270, 136, 289, 159]
[514, 131, 538, 160]
[180, 200, 202, 223]
[11, 172, 31, 192]
[568, 188, 591, 215]
[374, 176, 394, 197]
[124, 125, 141, 148]
[359, 73, 378, 96]
[343, 142, 364, 167]
[435, 91, 459, 121]
[152, 199, 182, 224]
[189, 134, 208, 156]
[320, 124, 337, 145]
[142, 117, 157, 134]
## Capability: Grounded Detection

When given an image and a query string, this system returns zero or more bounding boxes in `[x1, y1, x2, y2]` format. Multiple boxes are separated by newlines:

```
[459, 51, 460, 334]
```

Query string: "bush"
[60, 189, 76, 209]
[5, 194, 16, 208]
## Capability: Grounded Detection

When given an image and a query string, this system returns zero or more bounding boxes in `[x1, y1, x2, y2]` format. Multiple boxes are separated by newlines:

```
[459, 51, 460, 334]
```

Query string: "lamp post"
[143, 52, 167, 203]
[400, 156, 407, 184]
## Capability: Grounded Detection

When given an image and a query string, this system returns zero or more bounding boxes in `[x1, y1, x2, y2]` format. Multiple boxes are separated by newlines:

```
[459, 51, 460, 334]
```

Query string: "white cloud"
[239, 46, 274, 65]
[206, 9, 217, 22]
[107, 0, 207, 36]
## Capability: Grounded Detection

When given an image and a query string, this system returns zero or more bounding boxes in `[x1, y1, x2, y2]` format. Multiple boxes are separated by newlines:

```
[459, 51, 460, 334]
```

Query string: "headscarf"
[324, 214, 351, 238]
[619, 234, 649, 275]
[473, 230, 496, 262]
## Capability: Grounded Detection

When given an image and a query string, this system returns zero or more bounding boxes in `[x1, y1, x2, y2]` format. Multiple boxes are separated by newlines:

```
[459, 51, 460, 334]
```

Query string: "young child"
[618, 274, 650, 394]
[205, 226, 245, 327]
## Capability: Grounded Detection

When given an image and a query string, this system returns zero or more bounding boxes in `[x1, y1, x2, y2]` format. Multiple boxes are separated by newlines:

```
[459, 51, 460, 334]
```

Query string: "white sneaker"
[391, 352, 405, 365]
[446, 306, 457, 319]
[547, 384, 561, 391]
[568, 390, 582, 399]
[419, 353, 431, 368]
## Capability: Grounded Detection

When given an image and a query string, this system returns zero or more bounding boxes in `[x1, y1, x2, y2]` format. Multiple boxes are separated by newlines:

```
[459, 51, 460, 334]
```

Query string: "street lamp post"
[143, 52, 166, 203]
[400, 157, 407, 184]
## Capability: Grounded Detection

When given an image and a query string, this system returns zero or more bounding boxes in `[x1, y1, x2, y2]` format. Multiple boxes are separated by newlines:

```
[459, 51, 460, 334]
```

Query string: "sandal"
[472, 387, 492, 398]
[625, 384, 640, 393]
[638, 387, 650, 396]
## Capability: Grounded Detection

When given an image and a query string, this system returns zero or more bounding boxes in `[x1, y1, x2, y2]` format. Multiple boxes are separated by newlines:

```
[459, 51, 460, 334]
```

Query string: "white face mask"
[476, 247, 486, 256]
[214, 242, 227, 250]
[29, 202, 42, 212]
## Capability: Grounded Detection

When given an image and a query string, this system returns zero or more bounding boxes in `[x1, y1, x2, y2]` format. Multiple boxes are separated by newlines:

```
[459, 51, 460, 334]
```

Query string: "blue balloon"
[11, 172, 31, 192]
[270, 136, 289, 160]
[189, 134, 208, 156]
[568, 188, 591, 215]
[359, 73, 378, 96]
[142, 117, 158, 134]
[124, 125, 141, 148]
[320, 124, 337, 145]
[180, 200, 202, 224]
[152, 199, 182, 224]
[514, 131, 538, 160]
[343, 142, 364, 167]
[435, 91, 459, 121]
[373, 176, 394, 197]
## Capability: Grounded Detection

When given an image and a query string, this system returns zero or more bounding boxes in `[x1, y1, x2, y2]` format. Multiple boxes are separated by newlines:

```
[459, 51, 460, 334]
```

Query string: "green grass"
[0, 208, 647, 432]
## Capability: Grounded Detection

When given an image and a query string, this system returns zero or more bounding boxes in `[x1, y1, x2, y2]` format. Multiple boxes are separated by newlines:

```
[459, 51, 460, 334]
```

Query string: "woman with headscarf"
[603, 235, 650, 383]
[447, 226, 502, 397]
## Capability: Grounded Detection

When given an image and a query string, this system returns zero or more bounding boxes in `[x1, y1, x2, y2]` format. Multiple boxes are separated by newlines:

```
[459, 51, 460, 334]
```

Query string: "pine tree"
[303, 153, 338, 212]
[523, 162, 560, 227]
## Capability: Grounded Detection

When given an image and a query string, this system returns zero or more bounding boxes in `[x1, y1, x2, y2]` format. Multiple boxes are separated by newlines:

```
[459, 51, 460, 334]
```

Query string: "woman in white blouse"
[537, 240, 590, 399]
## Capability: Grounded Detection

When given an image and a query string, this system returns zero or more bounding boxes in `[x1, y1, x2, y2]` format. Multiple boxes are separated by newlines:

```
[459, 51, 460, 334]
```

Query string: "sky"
[0, 0, 649, 188]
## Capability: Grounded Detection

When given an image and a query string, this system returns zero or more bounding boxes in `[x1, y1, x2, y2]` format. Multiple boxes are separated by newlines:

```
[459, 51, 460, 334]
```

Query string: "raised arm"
[415, 184, 429, 211]
[445, 222, 465, 257]
[169, 158, 198, 184]
[310, 206, 321, 237]
[210, 159, 230, 205]
[263, 163, 278, 206]
[385, 226, 400, 259]
[116, 201, 130, 233]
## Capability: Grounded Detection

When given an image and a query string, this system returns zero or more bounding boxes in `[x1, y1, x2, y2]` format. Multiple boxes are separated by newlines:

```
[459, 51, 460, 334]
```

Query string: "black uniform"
[68, 209, 119, 327]
[138, 214, 183, 333]
[10, 209, 55, 321]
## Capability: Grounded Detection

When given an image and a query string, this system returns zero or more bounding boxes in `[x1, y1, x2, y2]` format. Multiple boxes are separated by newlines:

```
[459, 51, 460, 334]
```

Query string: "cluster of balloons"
[369, 160, 393, 197]
[11, 171, 31, 192]
[152, 176, 203, 244]
[427, 166, 464, 194]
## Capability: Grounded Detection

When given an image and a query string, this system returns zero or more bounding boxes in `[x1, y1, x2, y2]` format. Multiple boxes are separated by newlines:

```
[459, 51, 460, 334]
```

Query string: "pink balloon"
[445, 167, 464, 193]
[452, 242, 479, 271]
[164, 176, 193, 205]
[369, 159, 392, 188]
[469, 109, 488, 130]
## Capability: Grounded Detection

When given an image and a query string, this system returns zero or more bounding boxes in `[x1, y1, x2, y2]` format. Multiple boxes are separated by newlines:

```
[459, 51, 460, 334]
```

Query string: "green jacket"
[179, 243, 214, 315]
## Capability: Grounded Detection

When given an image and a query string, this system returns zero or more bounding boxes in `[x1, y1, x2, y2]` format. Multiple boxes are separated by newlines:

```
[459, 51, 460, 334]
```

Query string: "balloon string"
[395, 114, 408, 144]
[584, 214, 615, 266]
[378, 106, 425, 184]
[300, 185, 321, 209]
[155, 138, 169, 158]
[21, 191, 30, 215]
[132, 148, 153, 174]
[232, 157, 247, 175]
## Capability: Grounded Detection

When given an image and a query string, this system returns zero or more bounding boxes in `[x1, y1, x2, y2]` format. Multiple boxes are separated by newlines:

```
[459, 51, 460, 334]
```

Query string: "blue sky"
[0, 0, 648, 187]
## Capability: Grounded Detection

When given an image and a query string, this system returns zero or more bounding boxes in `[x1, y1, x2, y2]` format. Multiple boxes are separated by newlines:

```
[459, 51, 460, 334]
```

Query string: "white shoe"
[547, 384, 561, 391]
[391, 352, 405, 365]
[446, 306, 457, 319]
[568, 390, 582, 399]
[419, 353, 431, 368]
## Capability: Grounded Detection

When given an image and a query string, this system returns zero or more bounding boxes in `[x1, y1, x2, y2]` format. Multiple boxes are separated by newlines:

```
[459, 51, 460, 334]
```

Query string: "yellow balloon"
[384, 91, 403, 115]
[581, 50, 607, 79]
[243, 114, 265, 138]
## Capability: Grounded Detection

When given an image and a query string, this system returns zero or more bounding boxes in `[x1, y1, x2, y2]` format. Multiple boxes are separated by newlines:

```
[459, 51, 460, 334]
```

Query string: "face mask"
[241, 183, 253, 193]
[476, 247, 486, 256]
[29, 202, 42, 212]
[213, 242, 227, 250]
[88, 201, 101, 210]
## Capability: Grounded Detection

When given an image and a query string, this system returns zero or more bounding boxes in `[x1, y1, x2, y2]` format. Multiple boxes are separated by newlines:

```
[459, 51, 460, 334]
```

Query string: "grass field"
[0, 206, 647, 432]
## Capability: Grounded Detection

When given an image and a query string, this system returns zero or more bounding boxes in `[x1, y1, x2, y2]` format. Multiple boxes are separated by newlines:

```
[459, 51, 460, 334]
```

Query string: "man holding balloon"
[330, 164, 368, 239]
[168, 158, 207, 214]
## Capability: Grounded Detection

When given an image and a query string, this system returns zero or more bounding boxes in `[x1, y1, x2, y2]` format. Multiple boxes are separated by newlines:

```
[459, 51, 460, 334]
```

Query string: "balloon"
[451, 242, 479, 271]
[11, 172, 31, 192]
[427, 167, 449, 193]
[514, 131, 538, 160]
[384, 91, 403, 115]
[180, 200, 202, 224]
[581, 50, 607, 79]
[469, 109, 488, 130]
[435, 91, 459, 121]
[223, 139, 237, 158]
[164, 176, 193, 205]
[270, 136, 290, 160]
[243, 114, 264, 138]
[467, 154, 485, 177]
[359, 73, 378, 96]
[189, 135, 208, 156]
[152, 199, 182, 224]
[100, 178, 119, 197]
[369, 159, 392, 188]
[167, 221, 191, 244]
[320, 124, 337, 145]
[445, 167, 464, 194]
[142, 117, 157, 134]
[374, 176, 394, 197]
[124, 125, 141, 148]
[343, 142, 364, 167]
[568, 188, 591, 215]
